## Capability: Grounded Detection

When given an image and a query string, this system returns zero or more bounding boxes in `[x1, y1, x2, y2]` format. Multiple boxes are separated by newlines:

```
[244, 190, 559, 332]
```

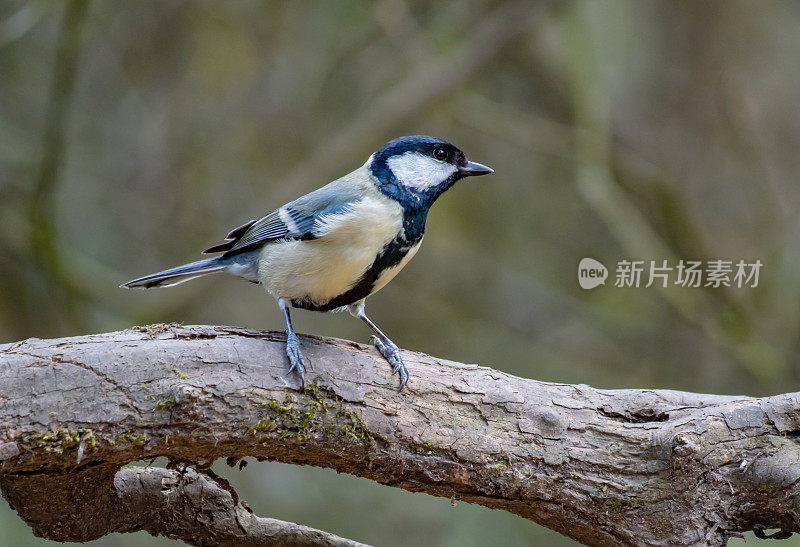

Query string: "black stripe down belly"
[291, 236, 417, 312]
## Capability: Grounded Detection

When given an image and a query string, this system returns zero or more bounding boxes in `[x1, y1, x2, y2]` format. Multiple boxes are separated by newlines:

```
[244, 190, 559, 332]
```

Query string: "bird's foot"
[370, 335, 408, 390]
[285, 331, 306, 387]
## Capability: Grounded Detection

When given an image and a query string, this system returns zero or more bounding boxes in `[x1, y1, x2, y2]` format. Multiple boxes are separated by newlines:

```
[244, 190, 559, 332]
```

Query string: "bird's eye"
[433, 148, 448, 161]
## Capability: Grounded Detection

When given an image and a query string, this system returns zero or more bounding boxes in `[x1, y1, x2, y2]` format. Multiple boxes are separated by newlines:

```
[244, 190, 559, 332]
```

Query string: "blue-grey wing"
[203, 180, 365, 254]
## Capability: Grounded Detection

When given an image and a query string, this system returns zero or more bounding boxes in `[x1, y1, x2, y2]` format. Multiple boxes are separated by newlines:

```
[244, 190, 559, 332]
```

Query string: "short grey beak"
[458, 161, 494, 177]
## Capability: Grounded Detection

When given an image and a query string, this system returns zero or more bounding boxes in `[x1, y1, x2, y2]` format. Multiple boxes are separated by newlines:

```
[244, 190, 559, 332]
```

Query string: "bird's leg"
[348, 301, 408, 390]
[278, 298, 306, 386]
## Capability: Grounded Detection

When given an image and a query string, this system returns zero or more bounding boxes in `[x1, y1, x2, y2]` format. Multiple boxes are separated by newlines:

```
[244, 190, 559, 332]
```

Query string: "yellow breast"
[257, 194, 406, 305]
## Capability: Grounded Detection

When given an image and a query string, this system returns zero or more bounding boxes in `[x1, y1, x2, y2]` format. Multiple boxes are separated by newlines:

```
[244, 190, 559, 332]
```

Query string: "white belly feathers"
[257, 194, 408, 305]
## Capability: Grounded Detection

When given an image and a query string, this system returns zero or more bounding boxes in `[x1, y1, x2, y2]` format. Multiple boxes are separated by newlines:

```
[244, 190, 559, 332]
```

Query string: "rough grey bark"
[0, 462, 367, 547]
[1, 324, 799, 546]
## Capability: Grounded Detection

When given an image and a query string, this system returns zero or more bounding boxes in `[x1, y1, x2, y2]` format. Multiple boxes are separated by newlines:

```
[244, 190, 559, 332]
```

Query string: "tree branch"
[1, 325, 799, 546]
[1, 462, 366, 546]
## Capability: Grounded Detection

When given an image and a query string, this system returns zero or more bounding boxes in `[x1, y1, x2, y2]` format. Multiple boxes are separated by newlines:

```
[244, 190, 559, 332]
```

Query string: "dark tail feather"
[120, 257, 226, 289]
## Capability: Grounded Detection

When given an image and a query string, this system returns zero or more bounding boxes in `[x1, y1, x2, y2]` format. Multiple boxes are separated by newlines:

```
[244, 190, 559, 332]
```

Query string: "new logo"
[578, 258, 608, 290]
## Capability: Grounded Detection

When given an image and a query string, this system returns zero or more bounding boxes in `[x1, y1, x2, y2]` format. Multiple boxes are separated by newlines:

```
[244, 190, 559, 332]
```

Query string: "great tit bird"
[122, 135, 493, 389]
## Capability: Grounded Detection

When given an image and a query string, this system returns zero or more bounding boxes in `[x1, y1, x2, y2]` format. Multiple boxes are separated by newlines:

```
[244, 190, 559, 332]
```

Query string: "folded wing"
[203, 180, 366, 255]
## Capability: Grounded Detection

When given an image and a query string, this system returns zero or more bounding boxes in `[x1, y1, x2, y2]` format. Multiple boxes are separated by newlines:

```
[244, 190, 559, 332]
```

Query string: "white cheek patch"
[387, 152, 457, 191]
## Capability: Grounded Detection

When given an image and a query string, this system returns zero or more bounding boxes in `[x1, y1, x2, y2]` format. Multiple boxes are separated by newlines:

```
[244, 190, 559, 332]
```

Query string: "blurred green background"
[2, 0, 800, 545]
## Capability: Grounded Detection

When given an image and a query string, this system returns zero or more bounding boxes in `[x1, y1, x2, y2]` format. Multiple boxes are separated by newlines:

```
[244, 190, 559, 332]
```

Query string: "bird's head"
[368, 135, 493, 208]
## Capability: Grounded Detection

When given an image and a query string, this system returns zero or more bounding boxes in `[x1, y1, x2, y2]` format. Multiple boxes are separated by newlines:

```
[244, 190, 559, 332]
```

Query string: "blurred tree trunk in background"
[26, 0, 89, 334]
